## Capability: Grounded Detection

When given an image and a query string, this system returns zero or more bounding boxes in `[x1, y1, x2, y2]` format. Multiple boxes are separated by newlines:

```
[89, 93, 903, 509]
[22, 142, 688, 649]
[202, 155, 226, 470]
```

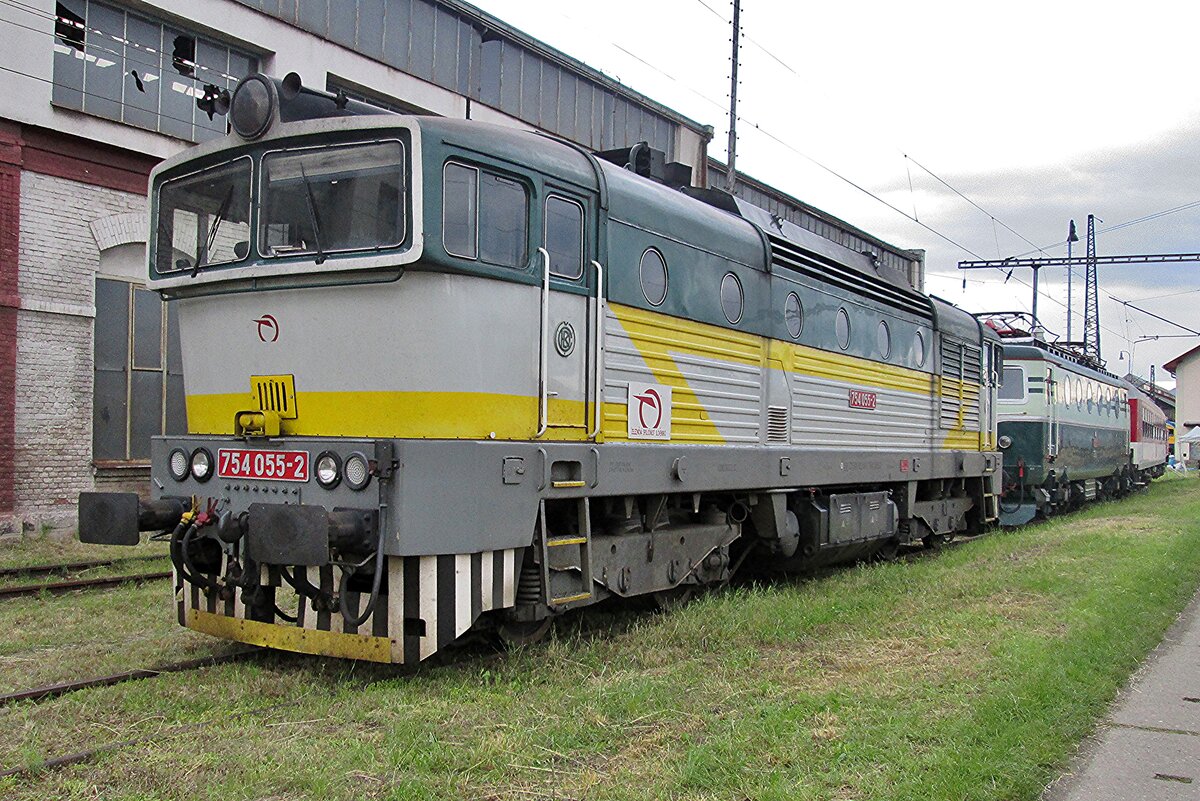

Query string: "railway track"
[0, 649, 258, 709]
[0, 649, 259, 779]
[0, 554, 166, 581]
[0, 571, 173, 601]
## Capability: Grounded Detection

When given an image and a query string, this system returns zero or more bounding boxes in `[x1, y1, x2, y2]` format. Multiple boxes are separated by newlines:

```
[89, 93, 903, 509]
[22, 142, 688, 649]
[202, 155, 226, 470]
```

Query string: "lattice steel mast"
[1083, 214, 1100, 362]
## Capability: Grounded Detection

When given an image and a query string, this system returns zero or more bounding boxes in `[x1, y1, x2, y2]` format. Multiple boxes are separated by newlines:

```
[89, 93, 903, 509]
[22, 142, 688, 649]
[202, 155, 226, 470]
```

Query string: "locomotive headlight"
[315, 451, 341, 489]
[168, 448, 190, 481]
[229, 75, 274, 139]
[190, 448, 214, 482]
[344, 452, 371, 491]
[998, 435, 1013, 449]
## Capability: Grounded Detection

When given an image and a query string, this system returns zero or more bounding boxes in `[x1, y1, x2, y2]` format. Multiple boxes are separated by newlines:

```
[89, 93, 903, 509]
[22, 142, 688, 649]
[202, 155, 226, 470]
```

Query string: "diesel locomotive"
[79, 73, 1003, 663]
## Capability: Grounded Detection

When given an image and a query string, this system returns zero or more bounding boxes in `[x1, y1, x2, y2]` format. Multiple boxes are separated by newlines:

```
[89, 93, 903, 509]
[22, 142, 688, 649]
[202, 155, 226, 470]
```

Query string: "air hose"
[338, 526, 386, 628]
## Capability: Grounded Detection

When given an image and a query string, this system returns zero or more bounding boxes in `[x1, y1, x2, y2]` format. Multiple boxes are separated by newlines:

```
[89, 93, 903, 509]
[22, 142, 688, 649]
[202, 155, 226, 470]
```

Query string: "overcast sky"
[470, 0, 1200, 388]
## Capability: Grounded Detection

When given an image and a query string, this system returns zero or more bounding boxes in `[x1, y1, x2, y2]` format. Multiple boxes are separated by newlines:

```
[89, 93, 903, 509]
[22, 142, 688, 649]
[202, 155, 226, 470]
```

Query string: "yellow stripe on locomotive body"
[181, 292, 989, 451]
[181, 294, 988, 451]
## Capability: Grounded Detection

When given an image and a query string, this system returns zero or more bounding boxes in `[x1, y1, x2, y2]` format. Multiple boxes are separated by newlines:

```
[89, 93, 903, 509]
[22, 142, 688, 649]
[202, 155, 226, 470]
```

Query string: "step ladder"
[538, 498, 594, 608]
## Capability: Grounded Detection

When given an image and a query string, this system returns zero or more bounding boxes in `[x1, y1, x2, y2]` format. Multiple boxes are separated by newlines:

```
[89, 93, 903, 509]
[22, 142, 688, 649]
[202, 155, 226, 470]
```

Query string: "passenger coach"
[79, 74, 1002, 663]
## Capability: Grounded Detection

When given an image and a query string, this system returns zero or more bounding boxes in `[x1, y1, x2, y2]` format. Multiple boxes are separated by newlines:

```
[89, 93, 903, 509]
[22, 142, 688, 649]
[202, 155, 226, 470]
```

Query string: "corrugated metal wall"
[233, 0, 680, 157]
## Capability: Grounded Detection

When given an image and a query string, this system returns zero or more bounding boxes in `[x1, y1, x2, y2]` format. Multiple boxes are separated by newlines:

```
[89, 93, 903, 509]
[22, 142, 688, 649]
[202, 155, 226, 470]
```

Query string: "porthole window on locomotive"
[876, 320, 891, 359]
[784, 292, 803, 338]
[720, 272, 743, 324]
[639, 248, 668, 306]
[835, 307, 851, 350]
[914, 330, 926, 367]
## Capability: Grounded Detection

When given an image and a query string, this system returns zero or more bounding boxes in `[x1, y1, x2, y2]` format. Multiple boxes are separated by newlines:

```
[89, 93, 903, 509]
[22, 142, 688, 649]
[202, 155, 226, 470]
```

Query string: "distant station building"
[0, 0, 925, 534]
[1164, 345, 1200, 464]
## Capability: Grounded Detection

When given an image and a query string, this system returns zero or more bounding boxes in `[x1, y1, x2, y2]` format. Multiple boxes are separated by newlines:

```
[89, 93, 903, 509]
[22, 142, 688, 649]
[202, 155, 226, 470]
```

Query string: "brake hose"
[338, 525, 386, 628]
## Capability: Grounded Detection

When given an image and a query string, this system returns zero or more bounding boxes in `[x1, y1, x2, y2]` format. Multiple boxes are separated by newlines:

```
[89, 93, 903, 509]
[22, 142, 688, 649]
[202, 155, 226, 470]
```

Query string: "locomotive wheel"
[872, 538, 900, 561]
[498, 618, 552, 648]
[922, 533, 952, 550]
[652, 586, 696, 612]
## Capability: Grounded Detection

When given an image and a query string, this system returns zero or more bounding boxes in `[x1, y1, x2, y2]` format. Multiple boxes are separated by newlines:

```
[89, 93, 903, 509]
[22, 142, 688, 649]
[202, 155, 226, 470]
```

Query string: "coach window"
[721, 272, 743, 324]
[784, 292, 803, 338]
[544, 195, 584, 279]
[999, 366, 1025, 402]
[835, 307, 851, 350]
[443, 162, 529, 268]
[640, 248, 668, 306]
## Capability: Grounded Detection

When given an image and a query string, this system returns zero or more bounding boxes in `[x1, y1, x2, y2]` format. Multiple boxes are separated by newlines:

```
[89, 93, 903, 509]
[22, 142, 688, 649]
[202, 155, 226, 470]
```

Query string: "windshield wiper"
[198, 185, 235, 276]
[299, 164, 327, 265]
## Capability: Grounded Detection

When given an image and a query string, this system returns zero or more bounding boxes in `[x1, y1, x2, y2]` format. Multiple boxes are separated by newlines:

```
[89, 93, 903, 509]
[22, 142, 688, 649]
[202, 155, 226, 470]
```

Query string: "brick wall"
[0, 125, 18, 534]
[14, 173, 147, 530]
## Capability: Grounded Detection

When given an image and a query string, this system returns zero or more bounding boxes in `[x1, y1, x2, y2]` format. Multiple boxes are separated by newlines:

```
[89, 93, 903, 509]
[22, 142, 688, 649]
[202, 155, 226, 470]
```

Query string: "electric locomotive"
[79, 73, 1002, 663]
[992, 326, 1168, 525]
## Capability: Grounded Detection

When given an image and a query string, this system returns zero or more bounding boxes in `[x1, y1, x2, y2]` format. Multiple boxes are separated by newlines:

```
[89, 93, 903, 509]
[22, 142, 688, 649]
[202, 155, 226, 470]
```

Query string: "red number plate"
[217, 448, 309, 482]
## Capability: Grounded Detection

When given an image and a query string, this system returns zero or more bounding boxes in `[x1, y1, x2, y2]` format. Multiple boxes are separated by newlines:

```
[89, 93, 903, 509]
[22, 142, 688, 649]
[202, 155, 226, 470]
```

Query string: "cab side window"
[443, 161, 529, 268]
[998, 366, 1025, 402]
[544, 195, 584, 279]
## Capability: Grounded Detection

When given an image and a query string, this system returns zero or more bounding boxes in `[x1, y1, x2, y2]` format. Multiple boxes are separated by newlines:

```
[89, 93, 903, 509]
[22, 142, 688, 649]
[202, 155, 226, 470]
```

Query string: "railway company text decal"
[848, 389, 878, 410]
[628, 382, 672, 440]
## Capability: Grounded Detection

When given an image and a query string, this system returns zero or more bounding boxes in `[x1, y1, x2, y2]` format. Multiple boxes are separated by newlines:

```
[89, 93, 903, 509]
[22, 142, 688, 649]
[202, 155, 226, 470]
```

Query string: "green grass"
[1, 476, 1198, 800]
[0, 533, 169, 571]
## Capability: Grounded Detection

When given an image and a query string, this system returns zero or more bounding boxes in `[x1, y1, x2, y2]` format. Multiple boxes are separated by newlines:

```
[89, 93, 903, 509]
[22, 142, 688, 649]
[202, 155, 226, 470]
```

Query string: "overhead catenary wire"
[0, 6, 1179, 350]
[664, 1, 1200, 349]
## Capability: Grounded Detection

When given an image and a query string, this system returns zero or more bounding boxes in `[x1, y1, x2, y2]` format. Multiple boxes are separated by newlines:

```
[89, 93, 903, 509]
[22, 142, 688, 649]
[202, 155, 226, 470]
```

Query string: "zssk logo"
[634, 388, 664, 430]
[627, 382, 672, 441]
[255, 314, 279, 343]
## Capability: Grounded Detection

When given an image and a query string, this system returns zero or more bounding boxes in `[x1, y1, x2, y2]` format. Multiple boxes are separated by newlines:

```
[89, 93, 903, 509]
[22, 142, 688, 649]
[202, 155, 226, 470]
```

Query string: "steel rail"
[0, 571, 172, 600]
[0, 554, 167, 580]
[0, 650, 259, 709]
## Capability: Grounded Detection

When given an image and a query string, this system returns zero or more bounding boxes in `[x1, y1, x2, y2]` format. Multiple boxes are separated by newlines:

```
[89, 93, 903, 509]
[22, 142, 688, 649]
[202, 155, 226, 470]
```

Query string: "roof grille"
[768, 234, 932, 320]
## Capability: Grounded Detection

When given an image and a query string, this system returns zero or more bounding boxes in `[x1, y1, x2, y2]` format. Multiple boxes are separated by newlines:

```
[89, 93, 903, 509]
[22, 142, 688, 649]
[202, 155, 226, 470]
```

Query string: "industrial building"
[0, 0, 925, 534]
[1164, 344, 1200, 464]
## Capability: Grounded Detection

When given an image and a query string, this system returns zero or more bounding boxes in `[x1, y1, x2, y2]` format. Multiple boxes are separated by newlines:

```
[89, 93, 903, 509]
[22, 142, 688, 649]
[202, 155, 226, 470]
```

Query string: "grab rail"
[536, 247, 550, 438]
[588, 260, 605, 439]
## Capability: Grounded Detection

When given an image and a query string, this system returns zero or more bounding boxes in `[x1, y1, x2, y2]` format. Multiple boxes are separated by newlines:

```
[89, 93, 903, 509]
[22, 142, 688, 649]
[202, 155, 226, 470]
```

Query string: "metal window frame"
[998, 365, 1028, 404]
[52, 0, 260, 141]
[638, 247, 668, 307]
[543, 193, 585, 280]
[94, 275, 171, 463]
[257, 138, 409, 261]
[153, 155, 255, 274]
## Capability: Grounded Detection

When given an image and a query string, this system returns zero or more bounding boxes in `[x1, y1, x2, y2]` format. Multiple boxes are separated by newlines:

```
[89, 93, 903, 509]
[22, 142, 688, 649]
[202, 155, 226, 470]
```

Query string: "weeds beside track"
[0, 476, 1197, 800]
